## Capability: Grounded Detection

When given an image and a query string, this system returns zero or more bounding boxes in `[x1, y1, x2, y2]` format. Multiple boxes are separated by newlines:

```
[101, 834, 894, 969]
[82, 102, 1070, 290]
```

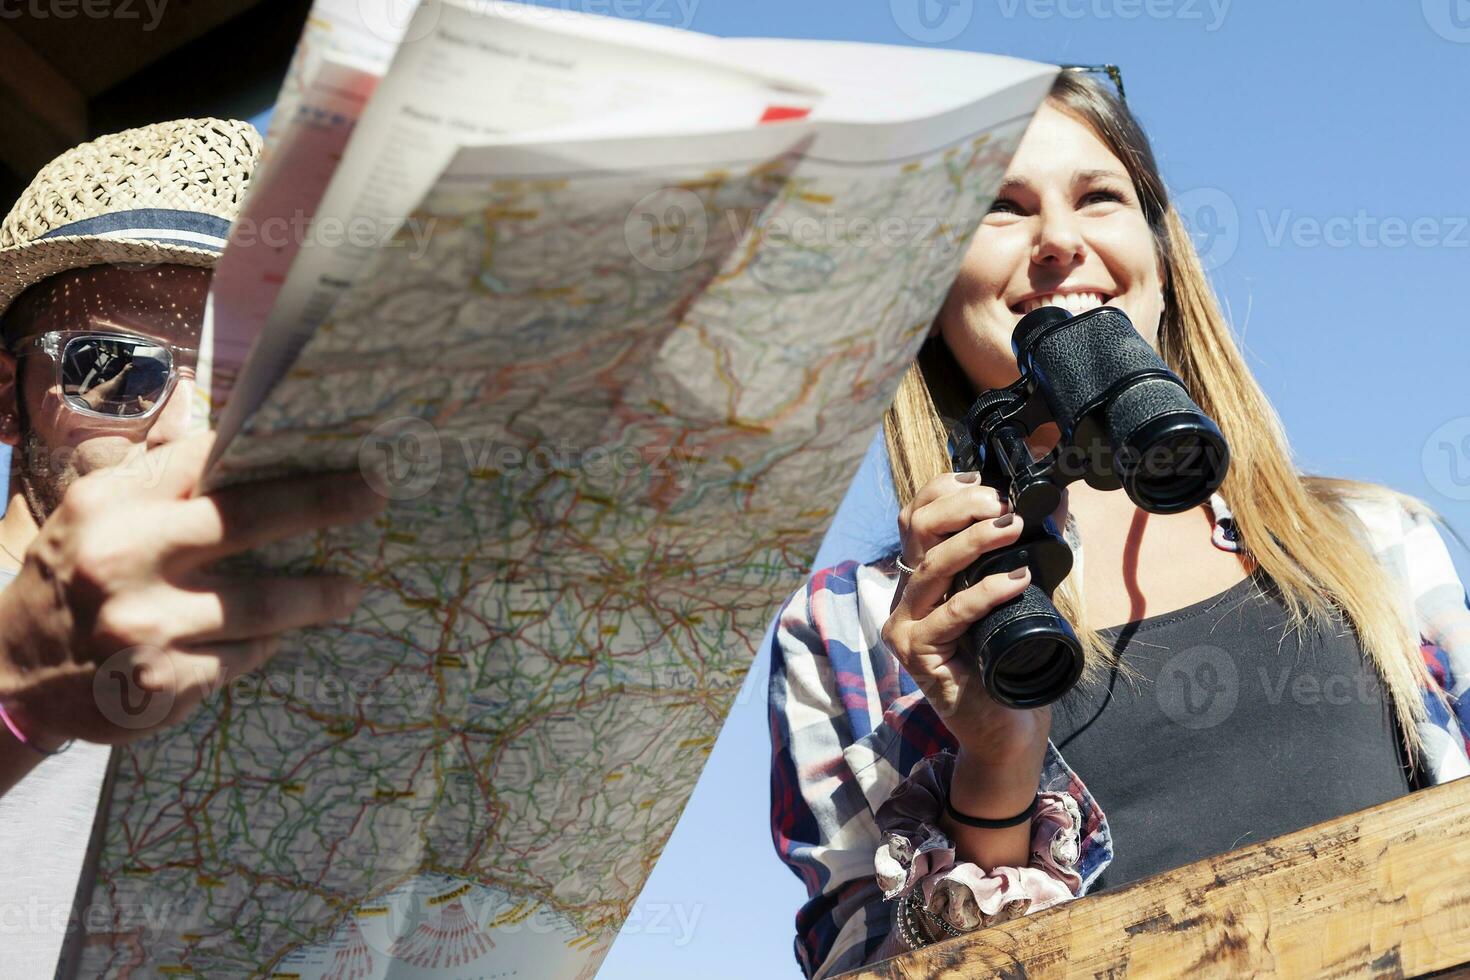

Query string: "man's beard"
[17, 426, 75, 525]
[12, 359, 77, 524]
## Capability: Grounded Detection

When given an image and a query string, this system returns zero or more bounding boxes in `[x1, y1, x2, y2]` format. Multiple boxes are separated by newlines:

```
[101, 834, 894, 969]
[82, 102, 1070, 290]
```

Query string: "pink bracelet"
[0, 700, 71, 756]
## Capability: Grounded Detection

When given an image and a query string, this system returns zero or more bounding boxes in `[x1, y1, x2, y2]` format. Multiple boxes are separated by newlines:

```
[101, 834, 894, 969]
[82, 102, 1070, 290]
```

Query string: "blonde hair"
[881, 73, 1451, 768]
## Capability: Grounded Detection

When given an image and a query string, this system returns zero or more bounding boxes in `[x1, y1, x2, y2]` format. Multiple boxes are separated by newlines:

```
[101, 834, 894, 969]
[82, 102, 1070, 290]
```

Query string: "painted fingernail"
[994, 513, 1015, 528]
[955, 470, 980, 482]
[1009, 565, 1030, 580]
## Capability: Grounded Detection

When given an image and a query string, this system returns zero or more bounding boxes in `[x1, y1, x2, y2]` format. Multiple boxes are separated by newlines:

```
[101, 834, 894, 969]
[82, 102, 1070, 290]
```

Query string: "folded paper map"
[67, 3, 1057, 977]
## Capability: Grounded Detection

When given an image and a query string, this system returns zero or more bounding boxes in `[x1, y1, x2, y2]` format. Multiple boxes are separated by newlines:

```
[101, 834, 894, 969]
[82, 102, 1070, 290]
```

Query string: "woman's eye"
[987, 198, 1022, 215]
[1082, 189, 1125, 207]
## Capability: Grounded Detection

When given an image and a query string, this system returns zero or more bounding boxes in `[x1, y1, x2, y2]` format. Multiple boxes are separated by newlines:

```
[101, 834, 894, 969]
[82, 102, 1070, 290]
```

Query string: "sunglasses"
[1058, 64, 1127, 104]
[13, 330, 195, 420]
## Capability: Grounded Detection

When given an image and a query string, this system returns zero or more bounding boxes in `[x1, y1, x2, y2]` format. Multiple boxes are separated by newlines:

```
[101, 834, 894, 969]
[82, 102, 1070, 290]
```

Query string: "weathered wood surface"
[840, 777, 1470, 979]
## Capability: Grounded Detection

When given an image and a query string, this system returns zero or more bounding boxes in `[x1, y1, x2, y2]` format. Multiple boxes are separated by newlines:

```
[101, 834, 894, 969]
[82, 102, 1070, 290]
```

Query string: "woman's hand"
[882, 471, 1053, 765]
[0, 431, 388, 749]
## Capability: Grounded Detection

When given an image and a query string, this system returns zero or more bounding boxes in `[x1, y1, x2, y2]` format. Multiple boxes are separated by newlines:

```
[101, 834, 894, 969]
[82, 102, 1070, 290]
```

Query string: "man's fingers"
[168, 637, 282, 701]
[141, 430, 216, 498]
[166, 472, 387, 566]
[86, 637, 277, 741]
[134, 638, 284, 733]
[170, 575, 363, 644]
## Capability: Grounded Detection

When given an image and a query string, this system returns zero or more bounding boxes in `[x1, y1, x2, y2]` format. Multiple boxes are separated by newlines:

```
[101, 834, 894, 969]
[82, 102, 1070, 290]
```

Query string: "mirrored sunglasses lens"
[60, 336, 172, 417]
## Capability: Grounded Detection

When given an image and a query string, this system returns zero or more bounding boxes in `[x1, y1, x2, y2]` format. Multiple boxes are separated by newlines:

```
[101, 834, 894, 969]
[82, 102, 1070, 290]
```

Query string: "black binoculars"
[949, 305, 1230, 709]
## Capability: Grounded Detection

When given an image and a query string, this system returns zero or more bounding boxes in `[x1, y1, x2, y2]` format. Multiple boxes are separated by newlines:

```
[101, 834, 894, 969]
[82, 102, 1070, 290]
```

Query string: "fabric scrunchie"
[873, 751, 1083, 934]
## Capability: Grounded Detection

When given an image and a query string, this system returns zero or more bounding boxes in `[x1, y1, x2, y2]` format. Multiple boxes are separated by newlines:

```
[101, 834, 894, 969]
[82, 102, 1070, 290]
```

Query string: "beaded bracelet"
[897, 888, 974, 952]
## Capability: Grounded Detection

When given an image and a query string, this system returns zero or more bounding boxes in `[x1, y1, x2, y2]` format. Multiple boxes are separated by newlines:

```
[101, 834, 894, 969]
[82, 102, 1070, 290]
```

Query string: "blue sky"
[578, 2, 1470, 978]
[5, 2, 1457, 976]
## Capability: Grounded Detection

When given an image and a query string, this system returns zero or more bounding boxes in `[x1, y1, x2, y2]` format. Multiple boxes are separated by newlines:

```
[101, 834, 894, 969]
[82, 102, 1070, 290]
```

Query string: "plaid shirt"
[768, 490, 1470, 978]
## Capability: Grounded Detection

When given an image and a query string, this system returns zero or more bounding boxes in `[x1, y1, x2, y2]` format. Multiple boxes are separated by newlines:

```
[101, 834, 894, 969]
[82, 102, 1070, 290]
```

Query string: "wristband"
[945, 790, 1039, 829]
[0, 700, 72, 756]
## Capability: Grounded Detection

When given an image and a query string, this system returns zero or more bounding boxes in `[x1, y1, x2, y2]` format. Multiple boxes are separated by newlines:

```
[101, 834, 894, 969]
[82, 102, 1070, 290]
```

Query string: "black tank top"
[1049, 570, 1412, 893]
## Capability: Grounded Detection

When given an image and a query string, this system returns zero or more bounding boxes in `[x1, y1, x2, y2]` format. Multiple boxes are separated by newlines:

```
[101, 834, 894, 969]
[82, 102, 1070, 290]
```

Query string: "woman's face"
[937, 100, 1167, 394]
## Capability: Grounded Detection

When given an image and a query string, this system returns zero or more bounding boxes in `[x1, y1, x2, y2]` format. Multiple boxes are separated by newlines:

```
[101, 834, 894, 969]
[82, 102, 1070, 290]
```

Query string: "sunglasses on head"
[12, 330, 195, 420]
[1058, 64, 1127, 104]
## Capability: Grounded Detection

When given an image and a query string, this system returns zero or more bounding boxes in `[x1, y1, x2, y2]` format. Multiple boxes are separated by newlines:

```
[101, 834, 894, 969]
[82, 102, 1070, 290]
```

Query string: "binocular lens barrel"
[955, 305, 1233, 711]
[1014, 306, 1229, 514]
[1104, 384, 1231, 514]
[968, 581, 1085, 709]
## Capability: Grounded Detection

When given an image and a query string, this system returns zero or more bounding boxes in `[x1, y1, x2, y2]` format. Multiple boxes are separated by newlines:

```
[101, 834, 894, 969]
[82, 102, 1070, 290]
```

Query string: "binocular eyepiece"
[950, 304, 1230, 709]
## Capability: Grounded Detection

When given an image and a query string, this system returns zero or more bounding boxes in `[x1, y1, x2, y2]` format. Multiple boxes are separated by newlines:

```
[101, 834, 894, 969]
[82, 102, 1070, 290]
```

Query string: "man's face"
[0, 263, 209, 520]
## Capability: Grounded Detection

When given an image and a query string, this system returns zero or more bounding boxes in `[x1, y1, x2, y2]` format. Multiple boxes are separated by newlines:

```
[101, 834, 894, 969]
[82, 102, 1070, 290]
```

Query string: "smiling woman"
[767, 70, 1470, 978]
[933, 95, 1170, 393]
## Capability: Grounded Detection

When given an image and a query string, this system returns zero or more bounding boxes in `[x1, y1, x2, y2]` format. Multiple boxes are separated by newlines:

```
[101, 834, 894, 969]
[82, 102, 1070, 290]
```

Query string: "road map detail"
[75, 120, 1030, 978]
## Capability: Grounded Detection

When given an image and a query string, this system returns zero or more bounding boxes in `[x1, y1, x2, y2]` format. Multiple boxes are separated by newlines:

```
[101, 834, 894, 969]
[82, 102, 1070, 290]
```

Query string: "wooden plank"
[840, 776, 1470, 978]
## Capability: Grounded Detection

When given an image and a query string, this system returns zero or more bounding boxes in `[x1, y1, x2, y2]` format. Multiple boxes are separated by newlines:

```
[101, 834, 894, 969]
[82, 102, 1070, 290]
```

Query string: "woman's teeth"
[1018, 291, 1111, 316]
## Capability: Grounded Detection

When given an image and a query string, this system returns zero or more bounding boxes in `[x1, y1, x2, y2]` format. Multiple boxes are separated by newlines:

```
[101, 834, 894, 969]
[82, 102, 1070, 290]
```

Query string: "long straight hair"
[881, 72, 1450, 768]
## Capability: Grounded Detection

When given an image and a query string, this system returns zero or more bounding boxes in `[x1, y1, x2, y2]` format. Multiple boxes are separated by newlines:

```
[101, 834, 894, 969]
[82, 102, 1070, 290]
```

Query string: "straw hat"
[0, 117, 261, 318]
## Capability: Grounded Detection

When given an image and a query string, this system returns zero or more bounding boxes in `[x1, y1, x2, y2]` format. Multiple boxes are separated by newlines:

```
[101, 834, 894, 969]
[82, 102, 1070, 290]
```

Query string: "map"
[72, 110, 1037, 978]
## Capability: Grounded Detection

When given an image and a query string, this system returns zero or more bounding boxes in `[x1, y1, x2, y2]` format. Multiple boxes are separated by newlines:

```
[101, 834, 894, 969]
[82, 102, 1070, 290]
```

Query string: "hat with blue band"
[36, 207, 233, 253]
[0, 117, 261, 320]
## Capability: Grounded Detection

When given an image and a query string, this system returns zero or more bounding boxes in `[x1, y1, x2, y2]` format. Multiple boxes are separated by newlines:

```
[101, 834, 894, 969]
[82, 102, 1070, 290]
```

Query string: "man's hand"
[0, 431, 387, 748]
